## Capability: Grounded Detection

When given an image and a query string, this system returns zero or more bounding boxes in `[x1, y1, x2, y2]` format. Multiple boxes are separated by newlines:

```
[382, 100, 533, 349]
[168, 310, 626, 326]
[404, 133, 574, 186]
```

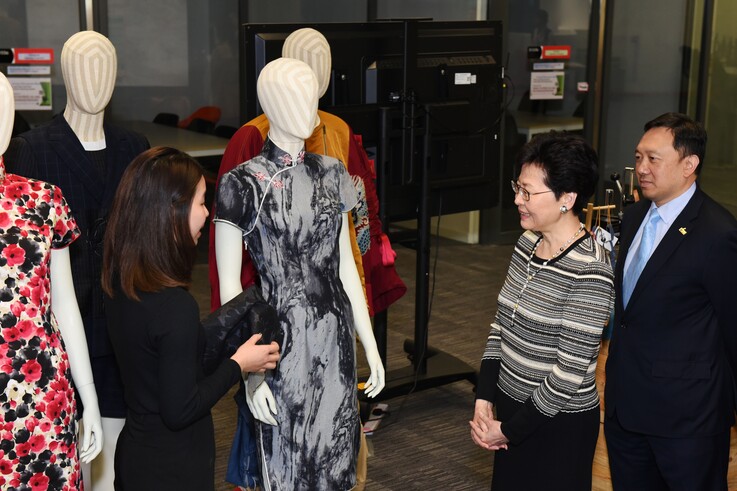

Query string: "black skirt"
[491, 391, 600, 491]
[114, 412, 216, 491]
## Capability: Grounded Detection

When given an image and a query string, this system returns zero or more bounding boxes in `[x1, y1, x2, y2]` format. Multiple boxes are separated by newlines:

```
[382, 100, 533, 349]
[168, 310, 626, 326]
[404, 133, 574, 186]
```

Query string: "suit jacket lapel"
[626, 189, 703, 308]
[49, 117, 106, 205]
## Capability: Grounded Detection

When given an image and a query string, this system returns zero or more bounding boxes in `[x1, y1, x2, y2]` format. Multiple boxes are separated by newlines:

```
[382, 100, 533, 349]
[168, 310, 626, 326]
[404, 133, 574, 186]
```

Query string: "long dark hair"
[102, 146, 203, 300]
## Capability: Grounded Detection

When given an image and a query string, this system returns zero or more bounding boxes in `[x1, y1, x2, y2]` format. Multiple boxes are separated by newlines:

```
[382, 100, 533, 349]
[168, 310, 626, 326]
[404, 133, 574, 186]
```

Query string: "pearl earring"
[560, 205, 569, 214]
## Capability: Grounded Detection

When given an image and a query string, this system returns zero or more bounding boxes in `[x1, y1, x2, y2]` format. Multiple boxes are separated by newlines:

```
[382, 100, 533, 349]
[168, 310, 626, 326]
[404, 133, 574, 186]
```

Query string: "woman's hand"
[230, 333, 280, 373]
[470, 399, 509, 451]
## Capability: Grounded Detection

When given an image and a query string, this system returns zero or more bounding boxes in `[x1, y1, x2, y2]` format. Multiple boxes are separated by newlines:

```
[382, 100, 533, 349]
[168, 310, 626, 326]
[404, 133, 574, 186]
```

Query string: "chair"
[186, 118, 215, 134]
[214, 125, 238, 139]
[153, 112, 180, 127]
[177, 106, 221, 129]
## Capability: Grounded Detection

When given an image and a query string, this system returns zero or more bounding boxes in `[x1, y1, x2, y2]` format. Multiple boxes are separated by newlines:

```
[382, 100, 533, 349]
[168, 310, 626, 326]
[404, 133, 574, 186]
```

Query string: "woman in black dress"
[101, 147, 279, 490]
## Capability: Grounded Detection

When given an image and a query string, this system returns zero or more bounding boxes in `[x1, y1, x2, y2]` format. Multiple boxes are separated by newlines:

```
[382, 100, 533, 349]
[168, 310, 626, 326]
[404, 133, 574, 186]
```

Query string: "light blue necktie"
[623, 208, 661, 307]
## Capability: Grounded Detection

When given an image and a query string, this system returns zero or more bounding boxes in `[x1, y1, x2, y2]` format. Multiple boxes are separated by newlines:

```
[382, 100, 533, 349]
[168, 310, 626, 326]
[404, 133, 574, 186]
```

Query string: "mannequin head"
[282, 28, 331, 99]
[61, 30, 117, 116]
[257, 58, 318, 144]
[0, 72, 13, 156]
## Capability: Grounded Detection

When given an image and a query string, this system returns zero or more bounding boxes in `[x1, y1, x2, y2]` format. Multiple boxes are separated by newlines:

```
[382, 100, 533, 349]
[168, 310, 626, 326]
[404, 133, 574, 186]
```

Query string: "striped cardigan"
[478, 230, 614, 443]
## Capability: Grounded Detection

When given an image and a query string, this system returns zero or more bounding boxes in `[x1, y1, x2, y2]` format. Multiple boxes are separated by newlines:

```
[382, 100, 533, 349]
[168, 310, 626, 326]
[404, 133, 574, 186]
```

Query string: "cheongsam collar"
[0, 156, 5, 183]
[262, 137, 305, 167]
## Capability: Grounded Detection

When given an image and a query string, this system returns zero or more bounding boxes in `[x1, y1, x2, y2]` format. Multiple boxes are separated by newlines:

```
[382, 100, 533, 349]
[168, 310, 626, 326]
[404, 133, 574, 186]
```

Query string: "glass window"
[599, 1, 688, 184]
[0, 0, 79, 125]
[376, 0, 481, 21]
[506, 1, 590, 120]
[106, 0, 241, 127]
[248, 1, 366, 22]
[699, 1, 737, 216]
[482, 0, 592, 241]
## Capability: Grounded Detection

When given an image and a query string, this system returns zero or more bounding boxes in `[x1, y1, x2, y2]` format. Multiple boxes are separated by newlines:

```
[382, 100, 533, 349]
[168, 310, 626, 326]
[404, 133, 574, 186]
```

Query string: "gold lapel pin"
[679, 227, 687, 235]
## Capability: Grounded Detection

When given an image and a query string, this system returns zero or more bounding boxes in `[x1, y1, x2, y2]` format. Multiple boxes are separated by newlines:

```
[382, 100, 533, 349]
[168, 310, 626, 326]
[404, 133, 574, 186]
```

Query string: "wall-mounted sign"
[528, 45, 572, 60]
[7, 65, 51, 76]
[8, 77, 52, 111]
[533, 62, 565, 71]
[0, 48, 54, 65]
[530, 71, 564, 100]
[541, 45, 571, 60]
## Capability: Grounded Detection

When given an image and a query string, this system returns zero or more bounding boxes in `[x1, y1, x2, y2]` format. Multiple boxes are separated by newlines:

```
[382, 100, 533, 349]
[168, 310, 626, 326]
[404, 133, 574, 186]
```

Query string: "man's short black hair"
[644, 112, 706, 174]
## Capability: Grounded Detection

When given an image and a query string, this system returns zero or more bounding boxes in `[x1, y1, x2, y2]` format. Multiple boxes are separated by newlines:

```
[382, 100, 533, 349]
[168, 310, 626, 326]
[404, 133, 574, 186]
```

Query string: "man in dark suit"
[605, 112, 737, 490]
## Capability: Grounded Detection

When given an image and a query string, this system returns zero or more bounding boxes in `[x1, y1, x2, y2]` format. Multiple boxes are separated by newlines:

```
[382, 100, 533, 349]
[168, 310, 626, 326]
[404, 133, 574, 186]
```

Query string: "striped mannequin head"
[282, 28, 331, 99]
[257, 57, 318, 144]
[0, 72, 14, 156]
[61, 30, 117, 116]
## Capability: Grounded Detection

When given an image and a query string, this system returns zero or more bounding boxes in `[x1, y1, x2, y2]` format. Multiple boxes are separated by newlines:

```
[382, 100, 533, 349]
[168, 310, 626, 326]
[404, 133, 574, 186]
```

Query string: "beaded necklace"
[511, 222, 585, 322]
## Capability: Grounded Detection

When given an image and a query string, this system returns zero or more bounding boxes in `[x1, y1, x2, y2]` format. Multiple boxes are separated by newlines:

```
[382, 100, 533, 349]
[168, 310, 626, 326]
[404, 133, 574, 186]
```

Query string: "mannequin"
[215, 58, 385, 490]
[208, 27, 406, 316]
[4, 31, 149, 491]
[211, 28, 403, 489]
[0, 72, 102, 487]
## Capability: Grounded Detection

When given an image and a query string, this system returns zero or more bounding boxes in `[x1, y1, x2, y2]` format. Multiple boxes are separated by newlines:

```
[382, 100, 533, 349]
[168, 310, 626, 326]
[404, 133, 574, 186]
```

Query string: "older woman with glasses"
[470, 132, 614, 490]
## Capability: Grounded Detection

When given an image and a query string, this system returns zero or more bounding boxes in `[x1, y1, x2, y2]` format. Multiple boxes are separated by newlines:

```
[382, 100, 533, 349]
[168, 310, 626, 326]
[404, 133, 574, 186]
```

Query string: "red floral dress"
[0, 158, 83, 490]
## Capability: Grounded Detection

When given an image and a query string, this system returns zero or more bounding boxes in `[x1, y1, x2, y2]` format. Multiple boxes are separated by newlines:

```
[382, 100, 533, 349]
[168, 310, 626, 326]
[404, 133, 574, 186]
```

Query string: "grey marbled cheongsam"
[215, 138, 360, 491]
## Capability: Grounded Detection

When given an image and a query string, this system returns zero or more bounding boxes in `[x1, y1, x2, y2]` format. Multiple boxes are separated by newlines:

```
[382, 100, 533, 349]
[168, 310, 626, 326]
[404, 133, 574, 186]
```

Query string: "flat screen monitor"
[241, 20, 503, 220]
[242, 21, 401, 119]
[242, 21, 501, 118]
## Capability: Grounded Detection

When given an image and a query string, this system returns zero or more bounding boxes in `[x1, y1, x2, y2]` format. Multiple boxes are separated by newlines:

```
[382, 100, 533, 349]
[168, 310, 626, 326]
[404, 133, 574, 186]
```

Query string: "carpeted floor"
[193, 220, 515, 490]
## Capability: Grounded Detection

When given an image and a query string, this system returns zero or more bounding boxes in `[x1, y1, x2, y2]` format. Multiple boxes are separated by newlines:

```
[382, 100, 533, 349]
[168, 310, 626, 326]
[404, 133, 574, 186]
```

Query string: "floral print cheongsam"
[0, 158, 83, 490]
[215, 139, 361, 491]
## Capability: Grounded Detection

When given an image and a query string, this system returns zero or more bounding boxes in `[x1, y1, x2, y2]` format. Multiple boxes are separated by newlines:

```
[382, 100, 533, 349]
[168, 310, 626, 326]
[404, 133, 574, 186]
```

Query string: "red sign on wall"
[0, 48, 55, 65]
[540, 45, 571, 60]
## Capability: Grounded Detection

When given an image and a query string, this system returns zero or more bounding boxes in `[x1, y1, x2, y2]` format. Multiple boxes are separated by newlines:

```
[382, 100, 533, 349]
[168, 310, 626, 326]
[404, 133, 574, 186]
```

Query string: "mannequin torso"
[214, 58, 384, 490]
[3, 32, 149, 491]
[207, 112, 372, 312]
[0, 72, 103, 488]
[210, 29, 404, 487]
[218, 138, 362, 490]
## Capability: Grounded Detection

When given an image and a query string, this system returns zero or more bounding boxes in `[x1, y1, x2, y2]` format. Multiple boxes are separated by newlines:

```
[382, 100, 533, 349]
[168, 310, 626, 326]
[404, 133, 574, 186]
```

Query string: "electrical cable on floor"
[374, 195, 443, 430]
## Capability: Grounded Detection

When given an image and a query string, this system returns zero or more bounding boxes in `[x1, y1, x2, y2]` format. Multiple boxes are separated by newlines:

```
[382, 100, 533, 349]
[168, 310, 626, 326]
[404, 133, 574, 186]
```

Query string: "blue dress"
[215, 139, 360, 490]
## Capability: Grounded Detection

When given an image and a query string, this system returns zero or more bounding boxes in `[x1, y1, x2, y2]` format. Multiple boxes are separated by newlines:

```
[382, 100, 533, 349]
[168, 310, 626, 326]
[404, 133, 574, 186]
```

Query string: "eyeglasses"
[511, 181, 554, 201]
